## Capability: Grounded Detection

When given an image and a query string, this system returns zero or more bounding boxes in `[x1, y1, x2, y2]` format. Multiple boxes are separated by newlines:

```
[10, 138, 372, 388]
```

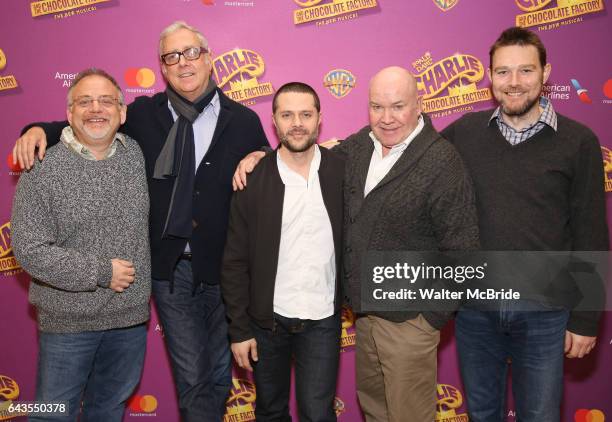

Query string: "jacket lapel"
[259, 151, 284, 271]
[156, 93, 174, 134]
[318, 149, 343, 251]
[353, 136, 374, 199]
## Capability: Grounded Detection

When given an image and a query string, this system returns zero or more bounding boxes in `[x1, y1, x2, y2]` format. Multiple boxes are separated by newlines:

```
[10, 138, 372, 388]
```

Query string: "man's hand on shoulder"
[565, 330, 596, 358]
[319, 138, 341, 149]
[231, 338, 258, 371]
[13, 127, 47, 170]
[232, 151, 266, 191]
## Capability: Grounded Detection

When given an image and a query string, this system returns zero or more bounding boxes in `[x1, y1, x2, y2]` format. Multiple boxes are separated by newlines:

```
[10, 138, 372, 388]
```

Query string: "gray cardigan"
[337, 114, 480, 329]
[11, 134, 151, 333]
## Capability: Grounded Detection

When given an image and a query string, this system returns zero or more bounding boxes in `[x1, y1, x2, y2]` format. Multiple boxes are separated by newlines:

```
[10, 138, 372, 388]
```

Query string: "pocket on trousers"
[407, 313, 438, 335]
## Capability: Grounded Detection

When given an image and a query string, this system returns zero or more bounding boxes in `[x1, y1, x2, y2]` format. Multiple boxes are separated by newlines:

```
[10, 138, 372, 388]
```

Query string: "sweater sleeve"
[11, 167, 113, 292]
[221, 188, 255, 343]
[566, 130, 609, 336]
[569, 131, 608, 251]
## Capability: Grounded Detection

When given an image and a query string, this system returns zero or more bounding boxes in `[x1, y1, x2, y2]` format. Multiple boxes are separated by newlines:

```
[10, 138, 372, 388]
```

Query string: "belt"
[179, 252, 192, 261]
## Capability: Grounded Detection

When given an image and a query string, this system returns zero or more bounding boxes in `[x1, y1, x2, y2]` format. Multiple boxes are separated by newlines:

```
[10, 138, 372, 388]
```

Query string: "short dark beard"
[500, 94, 540, 117]
[278, 129, 318, 153]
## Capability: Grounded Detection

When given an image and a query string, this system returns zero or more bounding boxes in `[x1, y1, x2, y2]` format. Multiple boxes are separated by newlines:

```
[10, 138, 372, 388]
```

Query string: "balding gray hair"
[66, 67, 124, 107]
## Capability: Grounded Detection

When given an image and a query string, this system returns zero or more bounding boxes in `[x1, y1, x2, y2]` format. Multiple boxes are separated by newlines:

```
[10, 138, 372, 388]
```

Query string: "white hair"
[158, 21, 209, 56]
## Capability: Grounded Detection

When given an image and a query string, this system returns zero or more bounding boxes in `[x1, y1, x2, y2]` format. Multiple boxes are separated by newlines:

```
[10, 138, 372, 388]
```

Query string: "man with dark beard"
[441, 27, 608, 421]
[232, 68, 479, 422]
[221, 82, 344, 422]
[334, 67, 478, 422]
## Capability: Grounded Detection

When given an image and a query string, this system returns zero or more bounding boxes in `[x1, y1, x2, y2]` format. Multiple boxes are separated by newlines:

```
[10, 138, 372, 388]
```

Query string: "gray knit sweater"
[337, 115, 480, 329]
[11, 133, 151, 333]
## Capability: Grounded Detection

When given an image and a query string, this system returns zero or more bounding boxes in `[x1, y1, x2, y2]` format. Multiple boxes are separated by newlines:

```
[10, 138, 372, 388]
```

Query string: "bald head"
[369, 66, 418, 98]
[368, 66, 422, 151]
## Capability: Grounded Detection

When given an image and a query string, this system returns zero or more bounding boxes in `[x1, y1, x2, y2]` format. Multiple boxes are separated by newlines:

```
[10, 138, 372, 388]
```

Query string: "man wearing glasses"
[13, 21, 268, 422]
[12, 68, 150, 421]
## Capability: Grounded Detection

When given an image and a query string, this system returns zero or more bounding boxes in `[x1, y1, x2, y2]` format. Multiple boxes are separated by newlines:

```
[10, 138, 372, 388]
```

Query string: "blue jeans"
[152, 259, 232, 422]
[455, 302, 569, 422]
[31, 324, 146, 422]
[251, 312, 341, 422]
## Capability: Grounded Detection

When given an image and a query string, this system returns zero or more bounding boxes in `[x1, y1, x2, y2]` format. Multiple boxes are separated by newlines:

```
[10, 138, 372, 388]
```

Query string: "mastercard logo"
[0, 48, 6, 71]
[202, 0, 214, 4]
[575, 409, 605, 422]
[124, 68, 155, 88]
[128, 394, 158, 413]
[7, 152, 21, 172]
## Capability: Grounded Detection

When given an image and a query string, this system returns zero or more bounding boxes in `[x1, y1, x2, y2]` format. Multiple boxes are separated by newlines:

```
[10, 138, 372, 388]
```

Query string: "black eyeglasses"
[160, 47, 208, 66]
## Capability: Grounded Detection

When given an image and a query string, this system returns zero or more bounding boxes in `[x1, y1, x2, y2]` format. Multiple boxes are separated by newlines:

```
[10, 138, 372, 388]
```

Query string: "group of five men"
[11, 20, 607, 422]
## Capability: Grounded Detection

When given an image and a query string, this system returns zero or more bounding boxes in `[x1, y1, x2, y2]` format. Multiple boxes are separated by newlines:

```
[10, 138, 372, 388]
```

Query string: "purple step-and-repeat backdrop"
[1, 1, 611, 421]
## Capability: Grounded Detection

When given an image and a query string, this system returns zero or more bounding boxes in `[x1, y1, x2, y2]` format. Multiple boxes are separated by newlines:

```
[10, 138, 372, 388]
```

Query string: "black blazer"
[221, 147, 345, 342]
[33, 89, 269, 285]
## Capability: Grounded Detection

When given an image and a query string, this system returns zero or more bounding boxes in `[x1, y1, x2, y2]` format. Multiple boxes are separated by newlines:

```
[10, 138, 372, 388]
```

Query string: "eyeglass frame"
[69, 95, 124, 109]
[160, 46, 208, 66]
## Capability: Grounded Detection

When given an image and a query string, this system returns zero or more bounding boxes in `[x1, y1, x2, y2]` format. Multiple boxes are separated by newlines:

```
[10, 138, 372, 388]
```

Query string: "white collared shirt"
[274, 145, 336, 320]
[364, 115, 425, 197]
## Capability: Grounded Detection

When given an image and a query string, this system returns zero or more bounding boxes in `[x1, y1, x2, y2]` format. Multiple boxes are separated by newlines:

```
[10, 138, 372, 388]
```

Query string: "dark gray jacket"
[337, 114, 479, 329]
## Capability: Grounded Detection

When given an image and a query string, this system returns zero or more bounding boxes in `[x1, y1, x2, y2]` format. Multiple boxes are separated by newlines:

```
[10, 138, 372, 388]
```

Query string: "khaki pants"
[356, 314, 440, 422]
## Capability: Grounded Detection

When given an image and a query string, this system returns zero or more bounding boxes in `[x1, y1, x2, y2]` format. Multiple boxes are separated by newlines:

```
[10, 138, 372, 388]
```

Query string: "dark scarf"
[153, 80, 217, 239]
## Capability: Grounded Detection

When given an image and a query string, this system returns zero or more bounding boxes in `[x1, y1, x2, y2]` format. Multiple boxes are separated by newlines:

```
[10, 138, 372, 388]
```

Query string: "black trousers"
[251, 312, 341, 422]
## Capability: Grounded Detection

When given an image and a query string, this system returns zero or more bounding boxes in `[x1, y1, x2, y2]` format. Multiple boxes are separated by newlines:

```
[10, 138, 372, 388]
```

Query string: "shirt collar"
[60, 126, 126, 160]
[488, 96, 557, 132]
[209, 91, 221, 118]
[277, 144, 321, 186]
[369, 114, 425, 157]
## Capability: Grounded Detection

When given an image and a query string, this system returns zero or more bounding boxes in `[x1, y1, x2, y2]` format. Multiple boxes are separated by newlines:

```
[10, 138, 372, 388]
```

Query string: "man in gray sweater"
[11, 68, 150, 422]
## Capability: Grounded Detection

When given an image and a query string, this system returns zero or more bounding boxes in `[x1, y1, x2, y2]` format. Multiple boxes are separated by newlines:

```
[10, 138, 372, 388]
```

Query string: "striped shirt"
[60, 126, 126, 160]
